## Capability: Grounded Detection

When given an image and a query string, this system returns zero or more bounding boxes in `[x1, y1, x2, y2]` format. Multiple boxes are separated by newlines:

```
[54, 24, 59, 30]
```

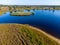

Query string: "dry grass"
[0, 24, 59, 45]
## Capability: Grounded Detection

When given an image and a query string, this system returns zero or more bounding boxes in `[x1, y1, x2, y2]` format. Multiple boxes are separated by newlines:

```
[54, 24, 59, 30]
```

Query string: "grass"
[0, 24, 59, 45]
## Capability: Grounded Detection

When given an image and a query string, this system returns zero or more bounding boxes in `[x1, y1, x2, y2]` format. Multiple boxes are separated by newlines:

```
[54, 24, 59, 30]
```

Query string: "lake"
[0, 10, 60, 38]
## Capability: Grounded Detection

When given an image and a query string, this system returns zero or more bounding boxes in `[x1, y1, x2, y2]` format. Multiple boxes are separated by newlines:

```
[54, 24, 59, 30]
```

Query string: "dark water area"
[0, 10, 60, 38]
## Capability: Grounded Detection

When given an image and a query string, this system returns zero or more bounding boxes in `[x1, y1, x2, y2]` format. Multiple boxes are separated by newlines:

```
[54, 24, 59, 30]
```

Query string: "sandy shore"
[26, 25, 60, 44]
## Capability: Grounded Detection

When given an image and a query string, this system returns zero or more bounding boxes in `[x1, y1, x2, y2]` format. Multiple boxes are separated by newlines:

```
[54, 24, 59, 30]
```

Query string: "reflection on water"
[0, 10, 60, 38]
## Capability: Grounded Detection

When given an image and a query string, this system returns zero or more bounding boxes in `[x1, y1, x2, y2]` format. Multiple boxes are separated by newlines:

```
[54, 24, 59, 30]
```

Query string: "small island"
[10, 11, 34, 16]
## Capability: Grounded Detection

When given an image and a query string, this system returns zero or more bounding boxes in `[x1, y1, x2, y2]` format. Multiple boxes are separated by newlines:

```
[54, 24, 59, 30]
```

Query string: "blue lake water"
[0, 10, 60, 38]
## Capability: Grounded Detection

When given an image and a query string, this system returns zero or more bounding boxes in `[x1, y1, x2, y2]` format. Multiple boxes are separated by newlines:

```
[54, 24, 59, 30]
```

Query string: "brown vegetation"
[0, 24, 59, 45]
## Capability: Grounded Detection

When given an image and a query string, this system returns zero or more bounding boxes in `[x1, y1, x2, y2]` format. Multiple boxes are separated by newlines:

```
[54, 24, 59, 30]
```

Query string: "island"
[10, 11, 34, 16]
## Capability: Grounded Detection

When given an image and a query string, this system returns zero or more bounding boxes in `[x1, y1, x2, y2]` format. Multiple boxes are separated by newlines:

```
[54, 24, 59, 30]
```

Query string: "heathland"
[0, 24, 59, 45]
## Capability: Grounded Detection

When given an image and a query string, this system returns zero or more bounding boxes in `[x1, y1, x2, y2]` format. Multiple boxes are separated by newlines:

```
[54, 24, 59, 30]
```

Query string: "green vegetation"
[0, 6, 60, 16]
[1, 6, 60, 12]
[10, 11, 34, 16]
[0, 24, 59, 45]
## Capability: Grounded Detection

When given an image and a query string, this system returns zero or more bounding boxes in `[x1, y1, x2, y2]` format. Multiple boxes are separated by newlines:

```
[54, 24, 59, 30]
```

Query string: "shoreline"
[30, 25, 60, 39]
[26, 25, 60, 44]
